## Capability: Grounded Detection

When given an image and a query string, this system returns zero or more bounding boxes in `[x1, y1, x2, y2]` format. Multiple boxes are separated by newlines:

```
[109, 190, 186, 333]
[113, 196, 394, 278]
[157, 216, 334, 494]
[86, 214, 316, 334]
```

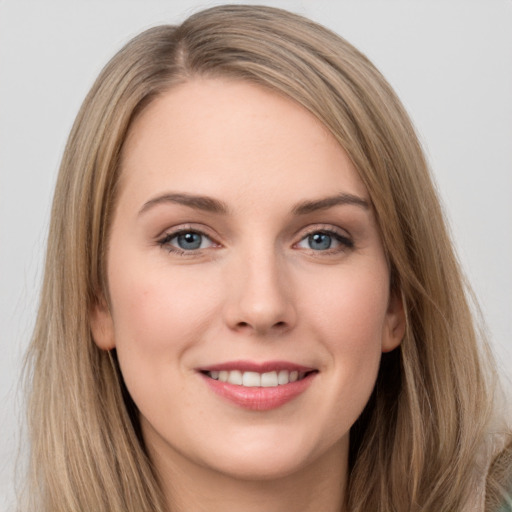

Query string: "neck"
[147, 437, 348, 512]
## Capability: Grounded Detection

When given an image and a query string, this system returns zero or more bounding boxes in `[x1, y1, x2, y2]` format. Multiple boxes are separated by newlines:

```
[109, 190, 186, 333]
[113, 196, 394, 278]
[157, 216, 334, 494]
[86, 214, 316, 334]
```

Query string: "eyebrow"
[291, 193, 370, 215]
[139, 193, 230, 216]
[138, 191, 370, 217]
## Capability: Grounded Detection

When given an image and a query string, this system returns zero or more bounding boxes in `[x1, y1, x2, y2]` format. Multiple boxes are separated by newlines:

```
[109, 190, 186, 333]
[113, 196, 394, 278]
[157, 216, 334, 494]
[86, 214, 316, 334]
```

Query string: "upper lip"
[198, 360, 316, 373]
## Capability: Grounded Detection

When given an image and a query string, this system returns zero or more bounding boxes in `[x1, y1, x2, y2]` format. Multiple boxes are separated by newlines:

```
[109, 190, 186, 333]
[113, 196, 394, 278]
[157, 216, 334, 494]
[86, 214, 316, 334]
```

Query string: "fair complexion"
[90, 78, 405, 512]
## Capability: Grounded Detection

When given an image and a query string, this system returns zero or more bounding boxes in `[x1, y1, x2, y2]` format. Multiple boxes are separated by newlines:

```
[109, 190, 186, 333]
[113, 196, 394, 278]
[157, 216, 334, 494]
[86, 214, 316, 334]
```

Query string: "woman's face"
[91, 78, 404, 482]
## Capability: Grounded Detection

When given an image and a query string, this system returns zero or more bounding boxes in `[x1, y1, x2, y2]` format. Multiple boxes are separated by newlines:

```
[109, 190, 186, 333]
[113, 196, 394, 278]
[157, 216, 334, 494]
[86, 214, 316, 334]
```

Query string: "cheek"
[109, 261, 219, 352]
[307, 265, 390, 352]
[318, 274, 387, 427]
[303, 265, 388, 411]
[108, 263, 224, 418]
[107, 259, 216, 386]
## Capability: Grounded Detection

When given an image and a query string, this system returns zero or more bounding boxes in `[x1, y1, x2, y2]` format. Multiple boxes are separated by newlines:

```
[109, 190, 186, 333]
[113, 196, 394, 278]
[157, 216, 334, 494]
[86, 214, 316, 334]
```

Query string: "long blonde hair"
[23, 5, 510, 511]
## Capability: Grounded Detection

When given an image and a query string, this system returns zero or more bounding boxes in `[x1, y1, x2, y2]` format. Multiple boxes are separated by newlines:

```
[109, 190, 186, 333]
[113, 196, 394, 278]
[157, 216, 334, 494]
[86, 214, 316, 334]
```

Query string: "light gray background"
[1, 0, 511, 508]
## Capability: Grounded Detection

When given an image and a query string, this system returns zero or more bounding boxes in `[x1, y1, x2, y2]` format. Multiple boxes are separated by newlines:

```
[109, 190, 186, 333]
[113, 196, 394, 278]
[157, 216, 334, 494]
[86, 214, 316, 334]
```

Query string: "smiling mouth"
[202, 369, 315, 387]
[199, 363, 318, 410]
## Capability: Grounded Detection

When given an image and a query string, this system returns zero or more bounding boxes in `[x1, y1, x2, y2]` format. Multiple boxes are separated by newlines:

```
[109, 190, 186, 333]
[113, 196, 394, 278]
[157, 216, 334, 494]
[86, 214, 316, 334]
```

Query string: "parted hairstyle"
[23, 4, 511, 511]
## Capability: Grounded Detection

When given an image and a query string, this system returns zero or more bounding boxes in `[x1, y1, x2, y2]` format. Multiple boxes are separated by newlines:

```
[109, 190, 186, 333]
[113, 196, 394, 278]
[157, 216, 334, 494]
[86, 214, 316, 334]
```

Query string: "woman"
[23, 4, 511, 511]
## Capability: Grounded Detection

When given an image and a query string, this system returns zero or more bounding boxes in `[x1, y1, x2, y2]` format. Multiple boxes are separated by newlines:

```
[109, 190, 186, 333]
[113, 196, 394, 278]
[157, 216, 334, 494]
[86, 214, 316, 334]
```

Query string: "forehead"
[118, 78, 368, 210]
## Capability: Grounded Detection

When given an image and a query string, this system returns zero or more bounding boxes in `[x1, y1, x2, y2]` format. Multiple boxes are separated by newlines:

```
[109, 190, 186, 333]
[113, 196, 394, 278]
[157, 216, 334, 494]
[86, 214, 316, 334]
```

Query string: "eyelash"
[157, 227, 218, 256]
[157, 225, 354, 256]
[296, 227, 354, 254]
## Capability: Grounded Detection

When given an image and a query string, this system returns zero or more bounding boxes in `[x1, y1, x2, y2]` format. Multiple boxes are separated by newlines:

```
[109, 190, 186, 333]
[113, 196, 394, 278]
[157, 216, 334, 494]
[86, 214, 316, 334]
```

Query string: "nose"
[223, 248, 297, 336]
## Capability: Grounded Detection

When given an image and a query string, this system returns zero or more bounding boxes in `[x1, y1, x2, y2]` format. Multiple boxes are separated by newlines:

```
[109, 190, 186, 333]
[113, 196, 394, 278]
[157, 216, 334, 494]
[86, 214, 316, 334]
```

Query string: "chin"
[196, 427, 347, 483]
[208, 450, 312, 482]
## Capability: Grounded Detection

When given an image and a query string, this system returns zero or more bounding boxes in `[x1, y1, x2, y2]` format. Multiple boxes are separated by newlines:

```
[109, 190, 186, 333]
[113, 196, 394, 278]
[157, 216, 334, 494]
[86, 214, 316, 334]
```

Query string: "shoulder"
[485, 434, 512, 512]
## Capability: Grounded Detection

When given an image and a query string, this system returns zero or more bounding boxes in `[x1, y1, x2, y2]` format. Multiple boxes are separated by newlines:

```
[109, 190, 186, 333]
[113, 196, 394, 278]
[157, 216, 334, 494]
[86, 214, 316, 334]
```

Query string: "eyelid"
[156, 223, 218, 241]
[296, 223, 352, 241]
[156, 224, 221, 254]
[293, 224, 354, 252]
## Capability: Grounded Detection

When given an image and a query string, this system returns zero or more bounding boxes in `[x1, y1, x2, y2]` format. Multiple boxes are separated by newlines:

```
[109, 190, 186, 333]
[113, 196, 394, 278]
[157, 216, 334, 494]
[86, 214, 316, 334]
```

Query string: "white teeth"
[277, 370, 289, 385]
[206, 369, 309, 387]
[227, 370, 243, 385]
[242, 371, 261, 387]
[261, 371, 278, 387]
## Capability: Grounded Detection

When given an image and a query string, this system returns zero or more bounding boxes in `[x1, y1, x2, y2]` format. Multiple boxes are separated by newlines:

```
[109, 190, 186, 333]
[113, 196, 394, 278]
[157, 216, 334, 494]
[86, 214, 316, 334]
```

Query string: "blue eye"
[296, 230, 353, 252]
[307, 232, 333, 250]
[175, 232, 203, 250]
[159, 230, 215, 253]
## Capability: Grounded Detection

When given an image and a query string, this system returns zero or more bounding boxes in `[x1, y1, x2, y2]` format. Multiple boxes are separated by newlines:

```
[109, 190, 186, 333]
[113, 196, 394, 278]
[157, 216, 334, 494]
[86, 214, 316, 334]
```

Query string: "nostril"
[234, 320, 288, 333]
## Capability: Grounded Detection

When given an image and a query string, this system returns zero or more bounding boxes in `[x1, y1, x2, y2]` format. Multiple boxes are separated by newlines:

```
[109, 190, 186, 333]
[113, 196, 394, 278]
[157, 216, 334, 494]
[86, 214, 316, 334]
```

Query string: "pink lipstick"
[197, 360, 317, 411]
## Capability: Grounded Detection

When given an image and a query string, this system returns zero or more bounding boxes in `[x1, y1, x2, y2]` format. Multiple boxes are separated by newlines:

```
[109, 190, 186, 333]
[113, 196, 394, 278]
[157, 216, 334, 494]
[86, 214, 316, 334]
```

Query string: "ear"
[382, 289, 406, 353]
[89, 296, 116, 351]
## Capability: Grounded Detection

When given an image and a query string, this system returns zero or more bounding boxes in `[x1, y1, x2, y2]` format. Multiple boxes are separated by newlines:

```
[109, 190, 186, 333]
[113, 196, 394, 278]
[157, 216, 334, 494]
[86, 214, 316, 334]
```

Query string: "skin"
[90, 78, 405, 512]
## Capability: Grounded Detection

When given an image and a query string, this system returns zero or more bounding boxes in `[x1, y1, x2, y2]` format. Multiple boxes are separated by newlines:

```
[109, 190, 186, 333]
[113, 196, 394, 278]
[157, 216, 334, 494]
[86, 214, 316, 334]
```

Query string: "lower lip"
[200, 372, 316, 411]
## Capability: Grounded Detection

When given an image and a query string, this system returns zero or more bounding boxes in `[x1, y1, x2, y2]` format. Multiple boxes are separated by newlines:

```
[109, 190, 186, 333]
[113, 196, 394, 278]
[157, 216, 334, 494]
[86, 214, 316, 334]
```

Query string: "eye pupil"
[309, 233, 331, 250]
[177, 232, 202, 250]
